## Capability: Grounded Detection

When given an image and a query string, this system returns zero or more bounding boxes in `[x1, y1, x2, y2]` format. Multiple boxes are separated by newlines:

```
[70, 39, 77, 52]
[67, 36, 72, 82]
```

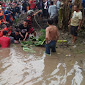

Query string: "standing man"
[48, 1, 58, 18]
[48, 1, 58, 24]
[69, 4, 82, 43]
[56, 0, 61, 11]
[45, 18, 59, 54]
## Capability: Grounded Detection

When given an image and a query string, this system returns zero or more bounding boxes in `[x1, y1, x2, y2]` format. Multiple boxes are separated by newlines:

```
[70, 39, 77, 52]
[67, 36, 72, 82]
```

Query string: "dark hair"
[24, 20, 28, 23]
[51, 1, 53, 5]
[3, 31, 8, 35]
[15, 29, 19, 33]
[6, 23, 11, 28]
[74, 4, 79, 8]
[47, 18, 53, 25]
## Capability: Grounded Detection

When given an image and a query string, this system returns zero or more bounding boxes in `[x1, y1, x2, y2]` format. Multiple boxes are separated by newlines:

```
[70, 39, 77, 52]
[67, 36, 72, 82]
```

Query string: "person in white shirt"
[48, 1, 58, 18]
[69, 4, 82, 44]
[56, 0, 61, 10]
[48, 1, 58, 24]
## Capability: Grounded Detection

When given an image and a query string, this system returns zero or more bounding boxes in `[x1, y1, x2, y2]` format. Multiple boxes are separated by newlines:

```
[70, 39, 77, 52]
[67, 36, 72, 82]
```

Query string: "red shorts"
[28, 28, 34, 34]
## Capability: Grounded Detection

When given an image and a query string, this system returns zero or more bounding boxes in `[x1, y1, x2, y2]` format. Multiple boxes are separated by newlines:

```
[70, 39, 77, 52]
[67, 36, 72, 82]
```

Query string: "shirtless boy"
[45, 18, 59, 54]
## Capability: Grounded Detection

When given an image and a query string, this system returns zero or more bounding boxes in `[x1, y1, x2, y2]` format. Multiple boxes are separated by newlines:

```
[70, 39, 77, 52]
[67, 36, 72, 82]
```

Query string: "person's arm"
[4, 11, 7, 16]
[19, 32, 24, 38]
[45, 28, 49, 44]
[33, 10, 42, 16]
[48, 6, 50, 15]
[56, 27, 59, 40]
[23, 32, 28, 41]
[33, 31, 36, 37]
[78, 20, 82, 30]
[78, 12, 83, 30]
[19, 25, 24, 38]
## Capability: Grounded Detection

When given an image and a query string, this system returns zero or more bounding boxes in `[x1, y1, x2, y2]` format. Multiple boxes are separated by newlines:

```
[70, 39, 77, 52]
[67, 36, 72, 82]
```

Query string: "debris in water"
[73, 45, 76, 48]
[23, 47, 36, 53]
[57, 53, 61, 55]
[66, 54, 71, 57]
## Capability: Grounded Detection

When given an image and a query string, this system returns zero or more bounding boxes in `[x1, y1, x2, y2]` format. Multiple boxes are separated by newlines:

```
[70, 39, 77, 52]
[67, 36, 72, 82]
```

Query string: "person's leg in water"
[45, 43, 50, 54]
[51, 41, 56, 52]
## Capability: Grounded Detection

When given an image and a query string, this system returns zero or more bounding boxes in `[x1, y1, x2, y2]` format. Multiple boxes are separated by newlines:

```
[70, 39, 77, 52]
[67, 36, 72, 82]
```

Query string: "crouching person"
[0, 31, 10, 48]
[45, 19, 59, 54]
[19, 20, 30, 41]
[19, 20, 36, 41]
[10, 30, 22, 44]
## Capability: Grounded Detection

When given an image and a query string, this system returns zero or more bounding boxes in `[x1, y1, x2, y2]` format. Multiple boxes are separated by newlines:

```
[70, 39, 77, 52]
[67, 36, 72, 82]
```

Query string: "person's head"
[51, 1, 53, 5]
[27, 10, 34, 17]
[7, 7, 10, 11]
[15, 30, 19, 35]
[73, 4, 79, 11]
[3, 31, 8, 36]
[6, 23, 12, 31]
[47, 18, 53, 25]
[23, 20, 28, 27]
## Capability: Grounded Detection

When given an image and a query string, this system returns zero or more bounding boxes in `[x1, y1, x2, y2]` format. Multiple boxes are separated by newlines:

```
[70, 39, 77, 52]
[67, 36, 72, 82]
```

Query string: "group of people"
[0, 8, 42, 48]
[45, 4, 82, 54]
[0, 0, 73, 25]
[0, 0, 32, 25]
[0, 0, 84, 55]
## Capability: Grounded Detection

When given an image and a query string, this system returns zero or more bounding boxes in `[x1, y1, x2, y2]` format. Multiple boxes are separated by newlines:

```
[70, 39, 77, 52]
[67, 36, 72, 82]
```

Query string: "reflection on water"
[0, 46, 84, 85]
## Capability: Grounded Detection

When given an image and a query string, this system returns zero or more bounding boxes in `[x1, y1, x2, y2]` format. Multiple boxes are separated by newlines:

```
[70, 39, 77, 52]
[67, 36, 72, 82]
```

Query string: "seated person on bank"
[0, 31, 10, 48]
[10, 30, 22, 44]
[0, 23, 14, 43]
[19, 20, 36, 41]
[0, 23, 12, 37]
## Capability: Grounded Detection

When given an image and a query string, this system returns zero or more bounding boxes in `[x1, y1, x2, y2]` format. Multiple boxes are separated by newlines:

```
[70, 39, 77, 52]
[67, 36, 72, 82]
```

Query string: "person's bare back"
[45, 18, 59, 54]
[46, 25, 59, 43]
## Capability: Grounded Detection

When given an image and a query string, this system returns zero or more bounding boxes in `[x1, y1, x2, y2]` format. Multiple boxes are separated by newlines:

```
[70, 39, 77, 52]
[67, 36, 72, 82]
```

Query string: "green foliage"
[15, 18, 19, 24]
[21, 29, 46, 53]
[38, 29, 45, 41]
[23, 47, 36, 53]
[21, 40, 34, 46]
[38, 36, 45, 41]
[40, 29, 46, 35]
[29, 36, 36, 41]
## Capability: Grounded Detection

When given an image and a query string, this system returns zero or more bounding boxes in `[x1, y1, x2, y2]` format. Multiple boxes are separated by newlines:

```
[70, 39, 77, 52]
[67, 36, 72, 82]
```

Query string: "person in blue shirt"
[82, 0, 85, 8]
[4, 8, 13, 24]
[82, 0, 85, 16]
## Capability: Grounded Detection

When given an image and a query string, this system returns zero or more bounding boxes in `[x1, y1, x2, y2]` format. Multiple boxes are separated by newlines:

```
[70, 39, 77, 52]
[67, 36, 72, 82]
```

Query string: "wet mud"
[0, 43, 85, 85]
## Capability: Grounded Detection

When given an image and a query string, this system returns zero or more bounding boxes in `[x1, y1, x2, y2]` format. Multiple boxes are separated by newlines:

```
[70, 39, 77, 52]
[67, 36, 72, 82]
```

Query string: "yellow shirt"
[71, 11, 82, 26]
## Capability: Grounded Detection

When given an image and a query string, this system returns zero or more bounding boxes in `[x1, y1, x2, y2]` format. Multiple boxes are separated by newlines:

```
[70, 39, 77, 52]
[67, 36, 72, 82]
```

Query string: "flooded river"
[0, 44, 85, 85]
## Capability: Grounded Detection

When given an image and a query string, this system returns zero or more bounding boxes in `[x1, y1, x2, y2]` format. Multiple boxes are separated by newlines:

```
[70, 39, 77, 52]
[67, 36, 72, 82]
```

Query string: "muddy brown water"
[0, 44, 85, 85]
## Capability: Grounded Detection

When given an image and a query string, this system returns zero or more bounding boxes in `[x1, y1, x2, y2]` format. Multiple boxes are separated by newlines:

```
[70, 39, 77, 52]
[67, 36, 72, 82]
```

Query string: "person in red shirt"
[0, 23, 14, 43]
[27, 10, 42, 37]
[0, 9, 6, 25]
[0, 31, 10, 48]
[30, 0, 36, 10]
[0, 23, 12, 37]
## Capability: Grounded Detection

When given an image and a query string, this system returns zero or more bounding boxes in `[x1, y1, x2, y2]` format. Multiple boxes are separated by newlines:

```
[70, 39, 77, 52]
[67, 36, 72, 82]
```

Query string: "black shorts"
[70, 26, 78, 36]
